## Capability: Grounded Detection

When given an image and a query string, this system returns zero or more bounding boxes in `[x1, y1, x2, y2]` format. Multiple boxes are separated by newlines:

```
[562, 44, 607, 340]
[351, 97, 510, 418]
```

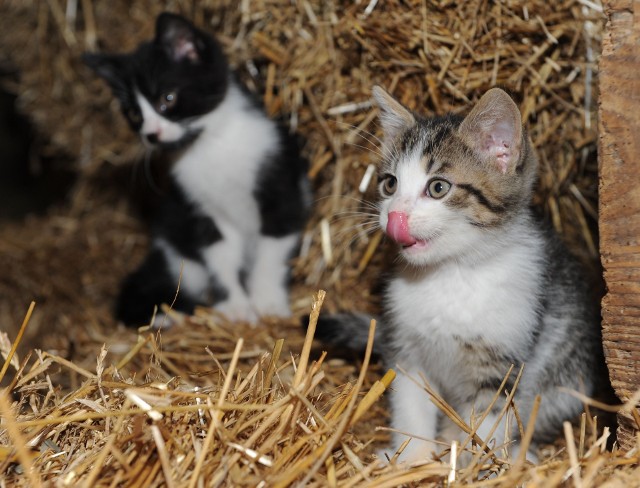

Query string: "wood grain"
[599, 0, 640, 450]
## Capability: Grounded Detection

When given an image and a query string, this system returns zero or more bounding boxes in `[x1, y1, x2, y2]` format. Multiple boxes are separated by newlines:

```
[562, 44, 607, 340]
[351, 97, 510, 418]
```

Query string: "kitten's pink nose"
[386, 211, 417, 246]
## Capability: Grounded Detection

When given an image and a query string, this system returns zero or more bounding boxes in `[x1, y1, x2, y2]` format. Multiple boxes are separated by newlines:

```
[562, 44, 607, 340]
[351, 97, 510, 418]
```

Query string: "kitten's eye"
[158, 91, 177, 112]
[380, 175, 398, 196]
[427, 179, 451, 199]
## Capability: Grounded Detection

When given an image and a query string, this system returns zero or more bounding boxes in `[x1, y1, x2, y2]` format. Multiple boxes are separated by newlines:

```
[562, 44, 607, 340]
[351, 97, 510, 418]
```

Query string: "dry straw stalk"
[0, 298, 638, 486]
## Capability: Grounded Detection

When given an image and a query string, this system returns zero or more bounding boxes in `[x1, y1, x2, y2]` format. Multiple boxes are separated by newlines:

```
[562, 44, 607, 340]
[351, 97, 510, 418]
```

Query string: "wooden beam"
[599, 0, 640, 449]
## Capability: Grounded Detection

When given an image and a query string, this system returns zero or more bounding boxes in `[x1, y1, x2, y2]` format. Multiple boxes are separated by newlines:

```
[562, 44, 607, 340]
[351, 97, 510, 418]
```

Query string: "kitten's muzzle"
[386, 211, 417, 246]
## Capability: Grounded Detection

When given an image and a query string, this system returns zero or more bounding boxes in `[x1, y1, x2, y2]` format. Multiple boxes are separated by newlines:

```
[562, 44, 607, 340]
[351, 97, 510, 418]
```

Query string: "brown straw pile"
[1, 0, 637, 486]
[1, 296, 639, 486]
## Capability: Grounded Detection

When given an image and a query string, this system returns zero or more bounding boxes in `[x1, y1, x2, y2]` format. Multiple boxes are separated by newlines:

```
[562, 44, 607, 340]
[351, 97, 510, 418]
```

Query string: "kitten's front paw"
[150, 313, 177, 330]
[253, 301, 292, 319]
[215, 299, 259, 324]
[251, 290, 292, 319]
[376, 440, 437, 465]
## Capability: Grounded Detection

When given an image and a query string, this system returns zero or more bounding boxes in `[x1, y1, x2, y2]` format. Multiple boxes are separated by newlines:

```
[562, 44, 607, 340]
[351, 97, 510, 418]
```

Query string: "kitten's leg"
[156, 240, 211, 327]
[248, 233, 299, 318]
[474, 409, 512, 460]
[201, 230, 257, 323]
[381, 372, 439, 464]
[436, 405, 504, 468]
[448, 402, 538, 465]
[159, 241, 211, 300]
[117, 242, 208, 327]
[474, 409, 539, 464]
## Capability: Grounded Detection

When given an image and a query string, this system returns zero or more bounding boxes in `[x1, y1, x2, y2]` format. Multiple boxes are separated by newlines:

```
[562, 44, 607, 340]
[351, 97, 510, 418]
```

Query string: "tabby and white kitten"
[319, 87, 604, 463]
[84, 13, 310, 326]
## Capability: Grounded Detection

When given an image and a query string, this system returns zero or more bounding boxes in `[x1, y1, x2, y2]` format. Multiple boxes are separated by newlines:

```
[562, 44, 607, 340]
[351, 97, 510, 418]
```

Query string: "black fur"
[254, 126, 310, 237]
[116, 248, 201, 326]
[152, 182, 223, 261]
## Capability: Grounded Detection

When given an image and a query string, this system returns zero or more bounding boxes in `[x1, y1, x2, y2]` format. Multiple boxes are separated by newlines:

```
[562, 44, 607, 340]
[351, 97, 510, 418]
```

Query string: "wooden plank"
[599, 0, 640, 449]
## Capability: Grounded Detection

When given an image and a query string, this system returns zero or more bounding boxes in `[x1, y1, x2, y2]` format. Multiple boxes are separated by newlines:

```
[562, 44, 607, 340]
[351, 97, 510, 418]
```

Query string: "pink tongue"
[386, 211, 417, 246]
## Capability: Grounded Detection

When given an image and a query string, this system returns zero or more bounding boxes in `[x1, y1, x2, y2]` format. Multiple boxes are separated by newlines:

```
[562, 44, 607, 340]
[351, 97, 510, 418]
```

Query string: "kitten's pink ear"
[458, 88, 522, 174]
[156, 13, 200, 63]
[372, 86, 416, 147]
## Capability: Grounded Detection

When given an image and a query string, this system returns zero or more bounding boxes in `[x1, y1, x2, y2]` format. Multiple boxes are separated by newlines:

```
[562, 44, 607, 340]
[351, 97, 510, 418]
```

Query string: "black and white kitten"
[84, 13, 310, 326]
[317, 87, 606, 463]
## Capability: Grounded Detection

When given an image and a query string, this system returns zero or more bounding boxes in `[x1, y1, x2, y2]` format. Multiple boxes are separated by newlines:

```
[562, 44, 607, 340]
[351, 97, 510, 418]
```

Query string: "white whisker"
[335, 120, 384, 147]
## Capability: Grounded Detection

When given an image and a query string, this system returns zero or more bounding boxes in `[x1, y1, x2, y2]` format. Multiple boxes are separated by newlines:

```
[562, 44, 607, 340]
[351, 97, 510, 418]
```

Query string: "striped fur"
[317, 87, 606, 465]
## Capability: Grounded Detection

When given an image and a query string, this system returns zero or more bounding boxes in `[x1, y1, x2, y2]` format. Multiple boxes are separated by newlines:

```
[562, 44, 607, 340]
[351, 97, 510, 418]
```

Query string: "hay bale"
[0, 297, 634, 486]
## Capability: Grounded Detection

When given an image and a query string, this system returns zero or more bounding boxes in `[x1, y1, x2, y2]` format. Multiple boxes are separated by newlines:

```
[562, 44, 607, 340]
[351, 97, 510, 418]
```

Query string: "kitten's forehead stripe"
[390, 118, 457, 175]
[427, 156, 436, 174]
[422, 121, 453, 156]
[429, 160, 451, 175]
[399, 127, 424, 156]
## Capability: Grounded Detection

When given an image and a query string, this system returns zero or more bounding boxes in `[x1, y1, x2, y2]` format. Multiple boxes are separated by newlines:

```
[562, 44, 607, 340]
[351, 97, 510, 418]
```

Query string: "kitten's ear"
[83, 53, 126, 89]
[458, 88, 522, 174]
[155, 12, 202, 63]
[372, 86, 416, 146]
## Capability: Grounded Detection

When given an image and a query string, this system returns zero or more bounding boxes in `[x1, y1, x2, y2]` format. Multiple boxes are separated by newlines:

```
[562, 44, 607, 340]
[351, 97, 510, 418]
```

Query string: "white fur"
[389, 236, 543, 351]
[155, 238, 210, 300]
[173, 84, 278, 234]
[248, 234, 299, 317]
[382, 372, 439, 463]
[143, 239, 211, 329]
[385, 235, 543, 461]
[201, 224, 257, 323]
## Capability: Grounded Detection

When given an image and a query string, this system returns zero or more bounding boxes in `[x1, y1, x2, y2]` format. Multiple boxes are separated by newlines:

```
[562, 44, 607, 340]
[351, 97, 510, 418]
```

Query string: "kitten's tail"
[309, 312, 384, 353]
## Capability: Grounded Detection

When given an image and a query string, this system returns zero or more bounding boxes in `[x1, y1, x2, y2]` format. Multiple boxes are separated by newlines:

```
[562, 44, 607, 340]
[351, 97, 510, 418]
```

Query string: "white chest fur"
[172, 84, 279, 236]
[387, 227, 545, 381]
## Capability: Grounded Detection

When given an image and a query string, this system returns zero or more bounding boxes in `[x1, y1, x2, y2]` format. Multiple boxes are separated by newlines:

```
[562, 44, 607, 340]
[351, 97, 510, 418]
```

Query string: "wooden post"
[599, 0, 640, 450]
